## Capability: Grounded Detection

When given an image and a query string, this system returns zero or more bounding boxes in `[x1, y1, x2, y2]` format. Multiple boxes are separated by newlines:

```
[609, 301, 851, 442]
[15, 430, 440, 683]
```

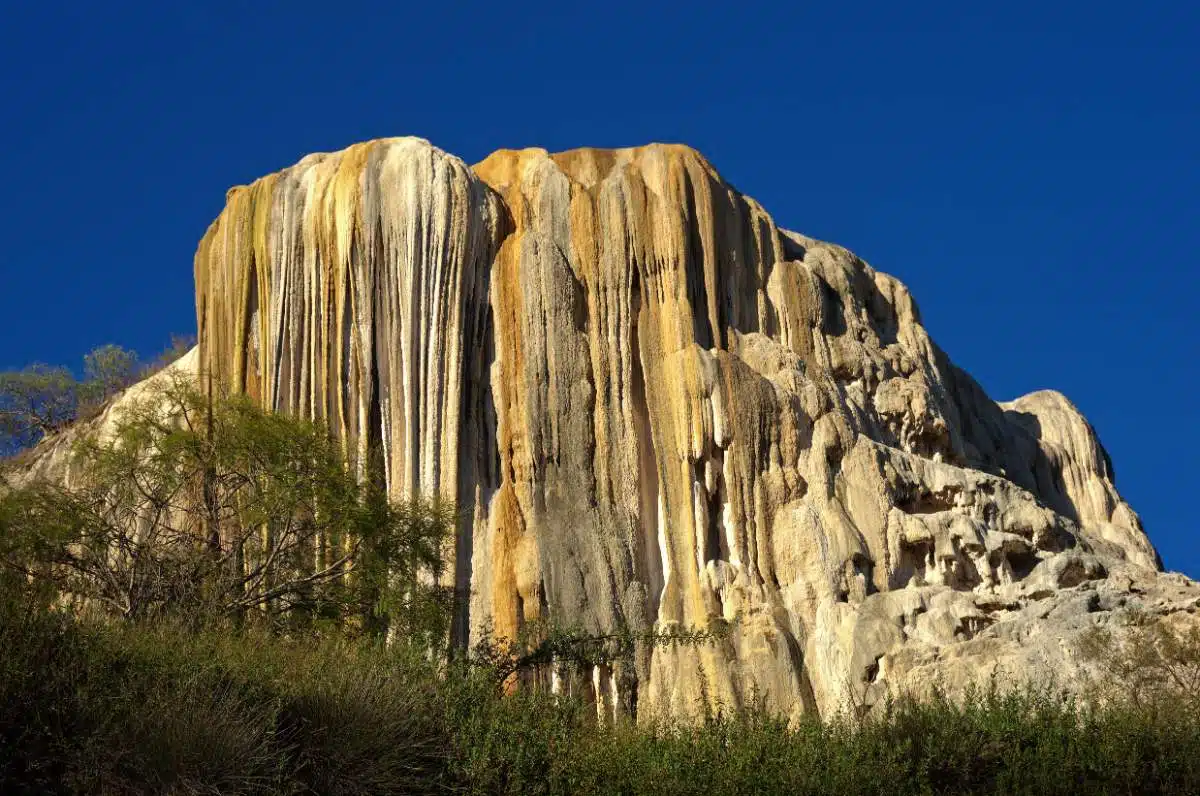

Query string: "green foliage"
[0, 344, 141, 455]
[0, 593, 450, 795]
[0, 364, 79, 453]
[141, 334, 195, 377]
[470, 615, 732, 684]
[80, 344, 139, 407]
[5, 585, 1200, 795]
[0, 372, 455, 640]
[440, 682, 1200, 796]
[441, 666, 588, 795]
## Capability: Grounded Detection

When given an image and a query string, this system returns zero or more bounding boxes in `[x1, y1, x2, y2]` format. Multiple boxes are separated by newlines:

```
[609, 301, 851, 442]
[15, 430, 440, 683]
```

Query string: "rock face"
[12, 348, 201, 489]
[193, 140, 506, 640]
[19, 136, 1196, 720]
[466, 144, 1171, 718]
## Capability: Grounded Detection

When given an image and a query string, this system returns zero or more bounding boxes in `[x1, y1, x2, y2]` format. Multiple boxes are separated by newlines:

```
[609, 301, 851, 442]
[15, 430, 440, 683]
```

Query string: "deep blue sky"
[1, 2, 1196, 573]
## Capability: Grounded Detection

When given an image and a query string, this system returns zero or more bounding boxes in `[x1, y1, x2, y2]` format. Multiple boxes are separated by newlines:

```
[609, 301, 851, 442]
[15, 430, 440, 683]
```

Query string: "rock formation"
[15, 136, 1198, 721]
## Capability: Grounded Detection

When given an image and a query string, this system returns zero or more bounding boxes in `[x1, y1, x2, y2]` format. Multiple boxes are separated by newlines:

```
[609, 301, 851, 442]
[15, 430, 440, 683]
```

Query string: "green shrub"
[272, 644, 448, 796]
[438, 678, 1200, 796]
[0, 596, 91, 794]
[0, 595, 450, 795]
[6, 588, 1200, 795]
[440, 665, 587, 796]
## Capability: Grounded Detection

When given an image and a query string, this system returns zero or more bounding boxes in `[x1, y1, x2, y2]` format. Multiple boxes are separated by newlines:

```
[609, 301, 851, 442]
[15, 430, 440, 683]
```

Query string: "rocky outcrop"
[467, 143, 1181, 718]
[9, 348, 201, 488]
[18, 136, 1196, 721]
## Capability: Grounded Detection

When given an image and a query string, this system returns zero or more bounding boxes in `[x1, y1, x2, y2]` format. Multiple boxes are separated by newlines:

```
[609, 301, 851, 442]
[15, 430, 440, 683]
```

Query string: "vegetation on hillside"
[5, 589, 1200, 795]
[0, 338, 194, 456]
[1, 372, 454, 641]
[3, 345, 1200, 794]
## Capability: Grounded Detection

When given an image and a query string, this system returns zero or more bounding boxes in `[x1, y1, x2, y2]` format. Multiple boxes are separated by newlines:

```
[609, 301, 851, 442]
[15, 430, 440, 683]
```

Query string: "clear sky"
[1, 2, 1196, 573]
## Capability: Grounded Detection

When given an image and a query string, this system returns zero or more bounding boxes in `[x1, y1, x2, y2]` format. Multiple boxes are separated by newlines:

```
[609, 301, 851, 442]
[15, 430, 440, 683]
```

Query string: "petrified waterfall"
[194, 141, 506, 641]
[40, 135, 1184, 721]
[195, 139, 505, 502]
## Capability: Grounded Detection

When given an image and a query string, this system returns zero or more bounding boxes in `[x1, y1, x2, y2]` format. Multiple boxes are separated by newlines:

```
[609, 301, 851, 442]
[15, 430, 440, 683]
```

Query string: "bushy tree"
[80, 343, 139, 404]
[141, 334, 195, 377]
[0, 371, 455, 643]
[0, 344, 141, 456]
[1081, 611, 1200, 716]
[0, 365, 79, 453]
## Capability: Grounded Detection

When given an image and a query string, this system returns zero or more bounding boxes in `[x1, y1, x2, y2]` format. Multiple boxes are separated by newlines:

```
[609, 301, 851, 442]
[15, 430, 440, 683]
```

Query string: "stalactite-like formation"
[195, 138, 506, 507]
[148, 136, 1173, 720]
[472, 144, 1159, 718]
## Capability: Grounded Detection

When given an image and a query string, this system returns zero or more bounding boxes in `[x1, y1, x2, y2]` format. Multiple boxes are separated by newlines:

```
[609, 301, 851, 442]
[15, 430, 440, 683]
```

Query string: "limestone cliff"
[21, 136, 1193, 721]
[467, 144, 1170, 717]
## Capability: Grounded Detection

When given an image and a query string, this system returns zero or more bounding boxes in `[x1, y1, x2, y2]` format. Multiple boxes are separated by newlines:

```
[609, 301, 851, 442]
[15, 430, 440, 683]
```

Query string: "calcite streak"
[476, 146, 819, 713]
[194, 139, 507, 644]
[195, 139, 505, 508]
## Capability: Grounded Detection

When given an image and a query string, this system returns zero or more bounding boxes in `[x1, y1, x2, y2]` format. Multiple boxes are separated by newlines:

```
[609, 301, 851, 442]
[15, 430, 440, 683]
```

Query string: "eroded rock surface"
[15, 137, 1196, 720]
[9, 348, 200, 489]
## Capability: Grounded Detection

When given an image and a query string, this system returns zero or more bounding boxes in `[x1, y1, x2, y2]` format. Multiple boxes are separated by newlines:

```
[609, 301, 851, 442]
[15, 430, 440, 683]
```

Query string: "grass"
[3, 588, 1200, 795]
[448, 687, 1200, 796]
[0, 591, 450, 795]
